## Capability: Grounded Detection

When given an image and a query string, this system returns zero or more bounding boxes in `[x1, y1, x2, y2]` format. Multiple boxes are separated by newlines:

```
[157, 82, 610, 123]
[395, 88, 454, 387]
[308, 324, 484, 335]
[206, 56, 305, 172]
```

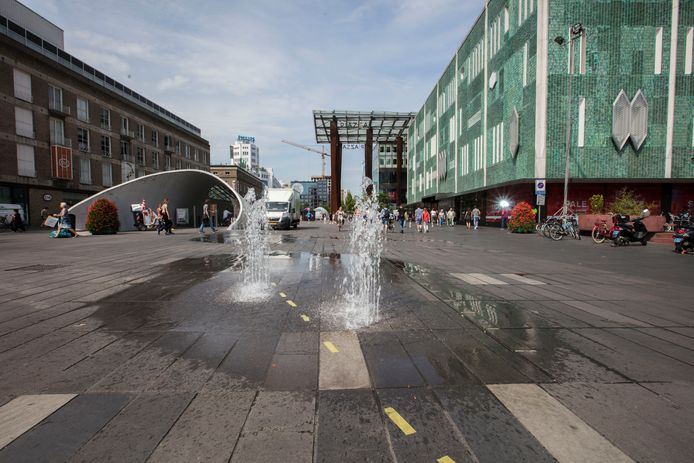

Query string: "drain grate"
[5, 264, 64, 272]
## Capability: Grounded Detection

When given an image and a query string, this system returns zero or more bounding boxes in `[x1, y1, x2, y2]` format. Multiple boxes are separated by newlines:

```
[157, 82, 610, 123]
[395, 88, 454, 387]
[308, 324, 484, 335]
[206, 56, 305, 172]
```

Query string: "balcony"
[50, 136, 72, 148]
[78, 142, 90, 153]
[48, 101, 71, 117]
[164, 143, 175, 154]
[100, 121, 112, 130]
[120, 128, 135, 140]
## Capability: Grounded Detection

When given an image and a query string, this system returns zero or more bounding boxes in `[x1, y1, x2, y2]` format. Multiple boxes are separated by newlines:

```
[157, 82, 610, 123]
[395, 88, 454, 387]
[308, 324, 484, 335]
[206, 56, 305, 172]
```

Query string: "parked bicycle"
[538, 207, 581, 241]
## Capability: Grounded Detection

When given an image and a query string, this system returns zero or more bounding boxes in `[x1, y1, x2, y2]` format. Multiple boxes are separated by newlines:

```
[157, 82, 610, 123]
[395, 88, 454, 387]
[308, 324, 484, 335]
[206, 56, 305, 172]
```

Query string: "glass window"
[76, 97, 89, 121]
[151, 129, 158, 147]
[48, 85, 63, 110]
[655, 27, 663, 75]
[165, 154, 172, 170]
[101, 136, 111, 156]
[137, 123, 145, 141]
[17, 144, 35, 177]
[49, 118, 65, 145]
[13, 69, 32, 102]
[102, 162, 112, 186]
[194, 148, 199, 161]
[120, 141, 130, 157]
[100, 108, 111, 129]
[80, 158, 91, 184]
[137, 146, 145, 165]
[152, 151, 159, 169]
[77, 127, 89, 152]
[14, 106, 34, 138]
[121, 116, 129, 134]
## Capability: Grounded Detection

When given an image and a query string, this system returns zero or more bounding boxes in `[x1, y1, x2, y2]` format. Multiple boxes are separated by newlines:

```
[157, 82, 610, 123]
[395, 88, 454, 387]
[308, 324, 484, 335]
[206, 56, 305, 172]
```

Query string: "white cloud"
[156, 75, 189, 92]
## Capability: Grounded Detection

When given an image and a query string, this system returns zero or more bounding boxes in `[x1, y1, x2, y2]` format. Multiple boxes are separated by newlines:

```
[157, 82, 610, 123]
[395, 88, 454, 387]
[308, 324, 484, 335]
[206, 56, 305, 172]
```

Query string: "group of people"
[155, 199, 174, 235]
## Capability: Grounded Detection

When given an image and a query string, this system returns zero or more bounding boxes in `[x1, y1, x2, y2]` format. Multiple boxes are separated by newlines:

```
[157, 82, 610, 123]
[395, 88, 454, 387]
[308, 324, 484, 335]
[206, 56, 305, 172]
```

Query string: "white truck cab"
[266, 188, 300, 230]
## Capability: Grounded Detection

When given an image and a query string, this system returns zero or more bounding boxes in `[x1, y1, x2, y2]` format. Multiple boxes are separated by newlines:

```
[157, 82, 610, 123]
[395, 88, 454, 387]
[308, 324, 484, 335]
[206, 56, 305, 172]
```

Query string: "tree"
[377, 192, 391, 210]
[342, 191, 355, 213]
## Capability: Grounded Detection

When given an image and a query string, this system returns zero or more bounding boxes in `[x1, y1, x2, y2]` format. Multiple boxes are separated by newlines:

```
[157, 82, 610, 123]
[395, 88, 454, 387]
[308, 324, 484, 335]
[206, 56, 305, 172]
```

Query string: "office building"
[230, 136, 259, 172]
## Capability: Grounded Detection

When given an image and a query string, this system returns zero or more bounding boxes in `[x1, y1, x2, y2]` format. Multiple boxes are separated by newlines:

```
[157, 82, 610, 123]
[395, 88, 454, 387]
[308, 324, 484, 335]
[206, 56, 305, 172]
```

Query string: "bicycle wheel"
[549, 224, 564, 241]
[591, 226, 605, 243]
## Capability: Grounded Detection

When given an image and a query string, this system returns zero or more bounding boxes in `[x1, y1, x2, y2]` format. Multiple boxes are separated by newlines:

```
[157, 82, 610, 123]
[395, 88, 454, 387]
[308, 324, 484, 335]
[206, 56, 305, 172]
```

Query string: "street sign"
[535, 179, 546, 195]
[536, 194, 546, 206]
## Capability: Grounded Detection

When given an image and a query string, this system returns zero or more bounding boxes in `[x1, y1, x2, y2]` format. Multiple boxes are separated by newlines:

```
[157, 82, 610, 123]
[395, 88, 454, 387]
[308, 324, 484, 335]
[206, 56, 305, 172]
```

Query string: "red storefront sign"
[51, 145, 73, 179]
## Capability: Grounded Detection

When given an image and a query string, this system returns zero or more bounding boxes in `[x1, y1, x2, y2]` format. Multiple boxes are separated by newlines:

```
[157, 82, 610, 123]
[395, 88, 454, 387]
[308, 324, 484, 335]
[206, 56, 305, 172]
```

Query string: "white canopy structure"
[69, 169, 246, 231]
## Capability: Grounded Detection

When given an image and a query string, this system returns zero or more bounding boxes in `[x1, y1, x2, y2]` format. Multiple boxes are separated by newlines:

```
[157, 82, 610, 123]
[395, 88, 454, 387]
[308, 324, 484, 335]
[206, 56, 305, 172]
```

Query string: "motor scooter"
[612, 209, 650, 246]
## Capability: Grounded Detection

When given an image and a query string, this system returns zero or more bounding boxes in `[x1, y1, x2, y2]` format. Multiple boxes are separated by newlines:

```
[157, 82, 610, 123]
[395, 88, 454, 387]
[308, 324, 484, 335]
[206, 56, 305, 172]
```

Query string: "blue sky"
[23, 0, 485, 193]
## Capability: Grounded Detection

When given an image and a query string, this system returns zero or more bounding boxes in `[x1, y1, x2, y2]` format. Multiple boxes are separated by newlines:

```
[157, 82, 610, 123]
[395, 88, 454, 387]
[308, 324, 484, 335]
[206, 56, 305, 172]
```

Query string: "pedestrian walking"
[397, 204, 405, 233]
[423, 208, 431, 233]
[447, 208, 455, 227]
[472, 206, 481, 230]
[464, 208, 471, 229]
[415, 205, 424, 232]
[380, 206, 390, 232]
[161, 198, 173, 235]
[439, 209, 445, 226]
[53, 202, 78, 237]
[10, 209, 25, 232]
[500, 207, 509, 230]
[431, 209, 438, 228]
[199, 199, 216, 234]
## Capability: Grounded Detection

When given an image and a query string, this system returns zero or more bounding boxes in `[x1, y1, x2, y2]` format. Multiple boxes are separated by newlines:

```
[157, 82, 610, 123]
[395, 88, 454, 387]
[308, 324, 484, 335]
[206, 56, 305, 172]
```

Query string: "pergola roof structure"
[313, 110, 416, 144]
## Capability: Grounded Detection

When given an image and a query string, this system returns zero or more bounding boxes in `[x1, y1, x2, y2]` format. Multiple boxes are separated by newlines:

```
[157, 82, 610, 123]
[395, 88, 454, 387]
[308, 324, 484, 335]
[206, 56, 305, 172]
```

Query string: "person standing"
[464, 208, 471, 229]
[431, 209, 438, 228]
[422, 208, 431, 233]
[472, 205, 481, 230]
[11, 209, 25, 232]
[397, 204, 405, 233]
[199, 198, 216, 234]
[447, 208, 455, 227]
[415, 205, 424, 233]
[500, 207, 509, 230]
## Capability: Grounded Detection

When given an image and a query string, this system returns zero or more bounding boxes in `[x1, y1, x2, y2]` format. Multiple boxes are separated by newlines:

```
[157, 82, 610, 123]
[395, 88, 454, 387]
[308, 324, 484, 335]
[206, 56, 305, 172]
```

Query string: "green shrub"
[86, 199, 119, 234]
[508, 201, 536, 233]
[609, 188, 647, 215]
[589, 194, 604, 214]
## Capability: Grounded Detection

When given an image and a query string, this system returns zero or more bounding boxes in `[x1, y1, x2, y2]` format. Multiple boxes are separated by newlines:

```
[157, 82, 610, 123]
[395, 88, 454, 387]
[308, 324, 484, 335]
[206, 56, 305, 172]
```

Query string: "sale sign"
[51, 145, 73, 180]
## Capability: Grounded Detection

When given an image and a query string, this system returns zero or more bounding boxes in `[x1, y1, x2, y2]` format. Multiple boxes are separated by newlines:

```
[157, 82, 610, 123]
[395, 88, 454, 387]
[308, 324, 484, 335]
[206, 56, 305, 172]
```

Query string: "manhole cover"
[5, 264, 64, 272]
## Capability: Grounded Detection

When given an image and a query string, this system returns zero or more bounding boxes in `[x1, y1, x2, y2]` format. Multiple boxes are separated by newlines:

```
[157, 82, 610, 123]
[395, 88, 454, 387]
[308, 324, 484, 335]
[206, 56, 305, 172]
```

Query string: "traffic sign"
[535, 179, 546, 195]
[536, 194, 546, 206]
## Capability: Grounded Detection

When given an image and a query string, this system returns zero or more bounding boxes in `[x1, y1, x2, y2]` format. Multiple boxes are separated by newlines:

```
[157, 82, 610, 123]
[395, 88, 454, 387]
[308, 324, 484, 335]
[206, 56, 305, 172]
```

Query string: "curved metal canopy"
[313, 110, 415, 144]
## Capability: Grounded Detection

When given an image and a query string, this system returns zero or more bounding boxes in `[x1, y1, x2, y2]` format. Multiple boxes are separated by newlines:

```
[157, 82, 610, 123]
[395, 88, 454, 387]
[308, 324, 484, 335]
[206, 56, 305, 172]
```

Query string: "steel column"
[396, 136, 403, 204]
[336, 141, 342, 206]
[330, 119, 340, 213]
[365, 128, 373, 180]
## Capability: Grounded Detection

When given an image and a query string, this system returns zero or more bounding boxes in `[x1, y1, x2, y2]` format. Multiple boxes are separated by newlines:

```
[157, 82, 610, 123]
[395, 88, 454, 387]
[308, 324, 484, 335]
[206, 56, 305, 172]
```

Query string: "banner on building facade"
[50, 145, 73, 179]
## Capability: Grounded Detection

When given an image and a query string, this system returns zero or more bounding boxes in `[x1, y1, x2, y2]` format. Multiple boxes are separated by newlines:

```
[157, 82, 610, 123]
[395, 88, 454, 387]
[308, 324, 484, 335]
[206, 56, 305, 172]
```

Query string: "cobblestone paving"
[0, 223, 692, 462]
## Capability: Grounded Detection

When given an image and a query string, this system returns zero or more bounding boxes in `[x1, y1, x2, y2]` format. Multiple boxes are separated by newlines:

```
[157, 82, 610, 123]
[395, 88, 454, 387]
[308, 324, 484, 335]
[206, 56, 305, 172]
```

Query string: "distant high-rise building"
[258, 166, 282, 189]
[230, 136, 259, 172]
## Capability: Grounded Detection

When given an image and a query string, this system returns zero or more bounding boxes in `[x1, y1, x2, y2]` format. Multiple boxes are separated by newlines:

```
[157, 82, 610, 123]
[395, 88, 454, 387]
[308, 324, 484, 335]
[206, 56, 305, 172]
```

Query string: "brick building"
[407, 0, 693, 220]
[0, 2, 210, 225]
[210, 165, 263, 199]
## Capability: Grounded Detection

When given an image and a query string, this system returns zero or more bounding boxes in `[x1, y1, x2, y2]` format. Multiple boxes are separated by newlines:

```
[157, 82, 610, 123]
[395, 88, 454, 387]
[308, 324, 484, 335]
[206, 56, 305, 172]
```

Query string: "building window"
[176, 159, 182, 169]
[577, 97, 586, 147]
[523, 42, 529, 86]
[184, 144, 190, 158]
[137, 123, 145, 141]
[100, 108, 111, 129]
[121, 116, 129, 133]
[685, 27, 693, 75]
[76, 97, 89, 122]
[175, 141, 181, 154]
[165, 154, 172, 170]
[80, 158, 92, 184]
[579, 33, 587, 74]
[102, 162, 112, 187]
[152, 151, 159, 169]
[194, 148, 199, 161]
[13, 69, 32, 102]
[77, 127, 90, 152]
[17, 144, 35, 177]
[120, 141, 130, 158]
[504, 7, 509, 33]
[101, 136, 111, 157]
[14, 106, 34, 138]
[48, 85, 63, 111]
[137, 146, 145, 165]
[655, 26, 663, 75]
[49, 118, 65, 145]
[151, 129, 158, 147]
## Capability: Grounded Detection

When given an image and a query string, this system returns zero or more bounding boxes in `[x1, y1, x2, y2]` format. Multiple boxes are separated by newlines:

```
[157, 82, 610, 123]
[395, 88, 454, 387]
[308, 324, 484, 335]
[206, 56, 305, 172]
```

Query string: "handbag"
[43, 216, 59, 228]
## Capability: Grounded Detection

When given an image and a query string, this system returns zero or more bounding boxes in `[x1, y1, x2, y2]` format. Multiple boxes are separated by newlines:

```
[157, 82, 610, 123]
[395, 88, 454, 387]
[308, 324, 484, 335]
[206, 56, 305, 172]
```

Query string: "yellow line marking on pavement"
[279, 292, 287, 298]
[323, 341, 339, 353]
[383, 407, 416, 435]
[300, 314, 310, 322]
[437, 457, 456, 463]
[286, 300, 297, 308]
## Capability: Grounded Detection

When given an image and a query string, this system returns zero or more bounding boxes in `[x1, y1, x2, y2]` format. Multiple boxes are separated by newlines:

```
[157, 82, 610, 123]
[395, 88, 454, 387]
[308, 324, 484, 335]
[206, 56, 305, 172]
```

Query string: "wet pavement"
[0, 223, 692, 462]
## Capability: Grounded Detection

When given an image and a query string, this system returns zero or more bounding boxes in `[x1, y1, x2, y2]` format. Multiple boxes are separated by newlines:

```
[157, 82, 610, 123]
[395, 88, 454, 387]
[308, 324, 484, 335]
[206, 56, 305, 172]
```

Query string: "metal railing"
[50, 136, 72, 148]
[100, 121, 112, 130]
[120, 128, 135, 139]
[48, 100, 71, 115]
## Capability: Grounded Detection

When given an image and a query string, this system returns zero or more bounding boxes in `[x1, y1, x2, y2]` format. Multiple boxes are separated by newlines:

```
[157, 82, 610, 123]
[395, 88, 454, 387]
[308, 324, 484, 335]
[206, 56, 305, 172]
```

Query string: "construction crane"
[281, 139, 330, 177]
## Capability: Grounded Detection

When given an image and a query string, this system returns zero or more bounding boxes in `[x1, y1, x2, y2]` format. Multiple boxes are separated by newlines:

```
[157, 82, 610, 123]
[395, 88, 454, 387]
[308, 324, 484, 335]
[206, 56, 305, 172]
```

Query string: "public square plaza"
[0, 224, 692, 462]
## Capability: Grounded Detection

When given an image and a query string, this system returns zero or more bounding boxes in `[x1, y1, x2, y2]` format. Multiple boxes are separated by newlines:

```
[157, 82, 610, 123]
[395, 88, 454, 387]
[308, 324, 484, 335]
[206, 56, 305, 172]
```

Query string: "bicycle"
[549, 216, 581, 241]
[591, 213, 616, 244]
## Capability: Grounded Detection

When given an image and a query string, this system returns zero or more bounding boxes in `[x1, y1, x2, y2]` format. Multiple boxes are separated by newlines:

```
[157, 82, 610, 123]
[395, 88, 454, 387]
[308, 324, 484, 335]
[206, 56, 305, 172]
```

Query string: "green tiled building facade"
[407, 0, 693, 218]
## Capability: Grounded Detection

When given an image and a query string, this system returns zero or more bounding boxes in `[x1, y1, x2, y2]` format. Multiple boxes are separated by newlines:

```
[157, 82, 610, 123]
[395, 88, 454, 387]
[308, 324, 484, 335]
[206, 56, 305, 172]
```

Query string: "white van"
[266, 188, 301, 230]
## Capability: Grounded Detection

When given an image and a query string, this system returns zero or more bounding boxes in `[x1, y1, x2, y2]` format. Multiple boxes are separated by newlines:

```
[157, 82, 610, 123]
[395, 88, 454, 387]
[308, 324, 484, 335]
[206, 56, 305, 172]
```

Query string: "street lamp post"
[555, 23, 585, 217]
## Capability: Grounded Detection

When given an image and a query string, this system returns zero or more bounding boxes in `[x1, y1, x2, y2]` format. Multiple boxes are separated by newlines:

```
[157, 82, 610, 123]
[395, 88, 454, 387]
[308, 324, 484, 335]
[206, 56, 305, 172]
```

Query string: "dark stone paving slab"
[264, 353, 318, 391]
[316, 389, 392, 462]
[147, 391, 255, 463]
[0, 393, 130, 463]
[360, 332, 425, 389]
[377, 387, 475, 462]
[434, 385, 557, 463]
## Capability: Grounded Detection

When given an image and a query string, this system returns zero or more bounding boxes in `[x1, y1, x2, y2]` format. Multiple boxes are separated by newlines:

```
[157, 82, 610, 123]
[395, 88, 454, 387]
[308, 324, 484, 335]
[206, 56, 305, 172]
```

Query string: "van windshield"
[267, 202, 289, 212]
